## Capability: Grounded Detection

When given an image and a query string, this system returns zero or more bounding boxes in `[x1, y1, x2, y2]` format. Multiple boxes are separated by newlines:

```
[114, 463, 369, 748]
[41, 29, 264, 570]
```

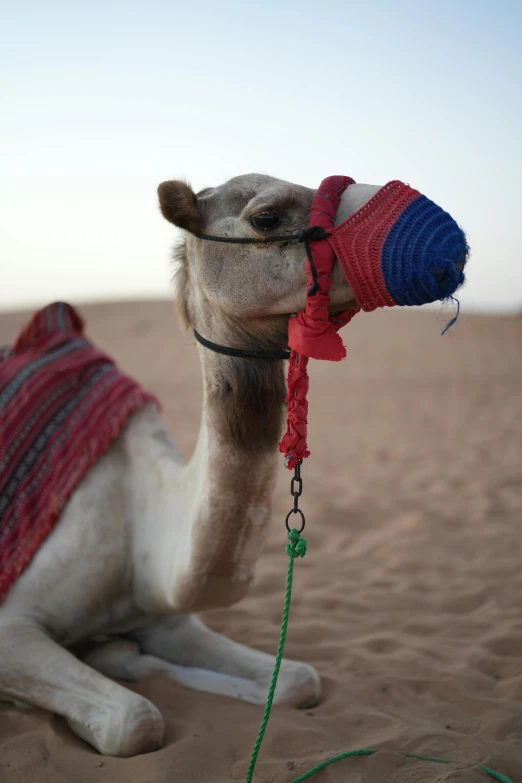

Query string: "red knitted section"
[280, 176, 360, 469]
[327, 181, 420, 312]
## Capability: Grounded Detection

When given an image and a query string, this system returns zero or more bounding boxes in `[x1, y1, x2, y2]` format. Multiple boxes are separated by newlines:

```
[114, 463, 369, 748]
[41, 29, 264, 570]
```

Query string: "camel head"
[157, 173, 467, 453]
[157, 174, 378, 353]
[158, 172, 468, 352]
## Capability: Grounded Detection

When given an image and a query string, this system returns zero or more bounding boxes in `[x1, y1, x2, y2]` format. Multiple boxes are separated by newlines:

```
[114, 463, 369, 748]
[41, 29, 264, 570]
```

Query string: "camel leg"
[81, 638, 263, 703]
[130, 615, 321, 708]
[0, 619, 164, 756]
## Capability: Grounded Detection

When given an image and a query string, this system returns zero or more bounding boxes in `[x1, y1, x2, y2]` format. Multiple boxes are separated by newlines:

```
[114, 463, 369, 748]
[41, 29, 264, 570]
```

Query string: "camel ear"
[157, 180, 200, 233]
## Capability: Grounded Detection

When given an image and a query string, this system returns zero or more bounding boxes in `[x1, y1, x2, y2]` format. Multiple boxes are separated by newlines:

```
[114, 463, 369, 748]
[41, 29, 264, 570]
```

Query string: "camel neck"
[179, 349, 286, 610]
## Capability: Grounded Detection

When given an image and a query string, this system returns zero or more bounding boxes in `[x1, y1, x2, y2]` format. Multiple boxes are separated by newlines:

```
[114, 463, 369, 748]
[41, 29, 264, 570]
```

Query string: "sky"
[1, 0, 521, 313]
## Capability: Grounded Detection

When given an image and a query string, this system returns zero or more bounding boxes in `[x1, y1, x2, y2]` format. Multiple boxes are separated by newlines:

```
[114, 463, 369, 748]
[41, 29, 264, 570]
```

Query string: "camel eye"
[251, 211, 280, 231]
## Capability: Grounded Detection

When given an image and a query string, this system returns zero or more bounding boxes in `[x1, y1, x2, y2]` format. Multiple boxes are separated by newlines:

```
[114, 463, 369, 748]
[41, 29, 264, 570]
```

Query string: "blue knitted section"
[381, 196, 468, 306]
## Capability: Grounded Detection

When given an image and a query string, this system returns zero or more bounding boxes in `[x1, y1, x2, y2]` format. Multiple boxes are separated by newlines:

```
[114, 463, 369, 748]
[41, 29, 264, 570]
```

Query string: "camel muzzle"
[330, 179, 468, 311]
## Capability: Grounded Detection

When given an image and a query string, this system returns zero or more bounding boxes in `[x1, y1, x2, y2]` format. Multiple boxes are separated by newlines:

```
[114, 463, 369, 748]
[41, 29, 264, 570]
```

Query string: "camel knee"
[272, 660, 321, 709]
[0, 618, 164, 757]
[101, 695, 164, 757]
[69, 693, 165, 757]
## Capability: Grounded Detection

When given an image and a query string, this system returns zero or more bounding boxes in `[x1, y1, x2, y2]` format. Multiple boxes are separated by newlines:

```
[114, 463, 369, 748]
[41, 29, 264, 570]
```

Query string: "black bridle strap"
[193, 329, 291, 360]
[192, 226, 331, 360]
[195, 232, 302, 244]
[196, 226, 331, 299]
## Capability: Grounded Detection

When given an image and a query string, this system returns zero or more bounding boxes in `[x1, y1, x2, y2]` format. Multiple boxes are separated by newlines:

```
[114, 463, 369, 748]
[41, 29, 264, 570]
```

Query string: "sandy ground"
[0, 301, 521, 783]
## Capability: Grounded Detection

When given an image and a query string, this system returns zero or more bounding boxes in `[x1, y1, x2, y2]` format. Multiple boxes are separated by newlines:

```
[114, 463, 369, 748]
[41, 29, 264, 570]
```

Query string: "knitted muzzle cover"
[279, 175, 468, 469]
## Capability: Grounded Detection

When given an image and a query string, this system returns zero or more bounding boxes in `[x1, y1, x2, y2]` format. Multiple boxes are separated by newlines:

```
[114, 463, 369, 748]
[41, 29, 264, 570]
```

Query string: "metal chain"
[285, 459, 305, 533]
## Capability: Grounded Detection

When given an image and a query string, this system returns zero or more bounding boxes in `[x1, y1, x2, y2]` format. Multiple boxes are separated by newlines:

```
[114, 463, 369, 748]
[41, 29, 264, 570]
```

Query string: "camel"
[0, 174, 383, 757]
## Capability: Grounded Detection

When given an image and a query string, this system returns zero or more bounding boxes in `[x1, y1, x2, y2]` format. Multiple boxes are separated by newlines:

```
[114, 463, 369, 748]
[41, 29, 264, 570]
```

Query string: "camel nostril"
[434, 251, 467, 285]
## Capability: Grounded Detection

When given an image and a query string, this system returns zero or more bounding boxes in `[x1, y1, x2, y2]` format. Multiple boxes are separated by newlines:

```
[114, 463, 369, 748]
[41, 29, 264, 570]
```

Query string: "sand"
[0, 302, 521, 782]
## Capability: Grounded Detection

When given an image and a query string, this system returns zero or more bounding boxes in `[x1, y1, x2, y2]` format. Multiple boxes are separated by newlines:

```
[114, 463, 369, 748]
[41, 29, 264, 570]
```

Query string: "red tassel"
[288, 312, 346, 361]
[278, 350, 310, 469]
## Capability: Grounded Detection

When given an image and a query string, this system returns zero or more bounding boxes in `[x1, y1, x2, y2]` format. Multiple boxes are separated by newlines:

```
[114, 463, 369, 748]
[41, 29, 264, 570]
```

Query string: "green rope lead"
[287, 750, 513, 783]
[245, 529, 514, 783]
[245, 529, 307, 783]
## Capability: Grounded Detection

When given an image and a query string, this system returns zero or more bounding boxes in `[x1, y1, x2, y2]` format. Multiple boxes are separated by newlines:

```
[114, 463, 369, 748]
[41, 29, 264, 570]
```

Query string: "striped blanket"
[0, 302, 157, 602]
